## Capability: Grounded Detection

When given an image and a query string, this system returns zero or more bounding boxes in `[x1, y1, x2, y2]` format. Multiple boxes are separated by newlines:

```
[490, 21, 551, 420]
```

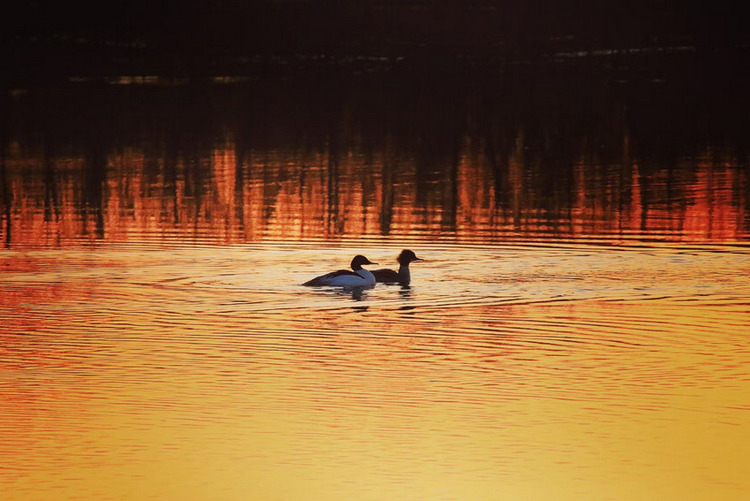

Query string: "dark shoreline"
[3, 1, 748, 86]
[5, 45, 749, 91]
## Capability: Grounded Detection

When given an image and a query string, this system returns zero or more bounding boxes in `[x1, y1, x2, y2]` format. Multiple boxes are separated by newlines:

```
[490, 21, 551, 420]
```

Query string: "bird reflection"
[398, 285, 417, 311]
[344, 287, 371, 311]
[345, 287, 369, 302]
[318, 285, 374, 303]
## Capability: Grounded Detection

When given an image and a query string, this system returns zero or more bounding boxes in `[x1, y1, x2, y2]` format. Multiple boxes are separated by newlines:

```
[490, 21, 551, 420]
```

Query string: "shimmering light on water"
[2, 79, 750, 500]
[3, 242, 750, 500]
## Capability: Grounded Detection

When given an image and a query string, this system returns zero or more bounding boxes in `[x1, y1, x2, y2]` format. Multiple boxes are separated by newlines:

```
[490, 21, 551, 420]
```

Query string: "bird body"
[303, 255, 378, 287]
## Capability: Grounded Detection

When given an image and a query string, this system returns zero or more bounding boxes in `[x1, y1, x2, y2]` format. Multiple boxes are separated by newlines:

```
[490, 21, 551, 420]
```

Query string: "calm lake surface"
[2, 70, 750, 500]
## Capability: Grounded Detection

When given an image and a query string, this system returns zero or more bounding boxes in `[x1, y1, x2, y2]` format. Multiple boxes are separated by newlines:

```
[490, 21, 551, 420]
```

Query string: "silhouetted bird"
[372, 249, 423, 285]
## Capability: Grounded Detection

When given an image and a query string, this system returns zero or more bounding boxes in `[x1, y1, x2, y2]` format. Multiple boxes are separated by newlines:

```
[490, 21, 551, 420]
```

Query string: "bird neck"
[398, 263, 411, 284]
[357, 268, 375, 284]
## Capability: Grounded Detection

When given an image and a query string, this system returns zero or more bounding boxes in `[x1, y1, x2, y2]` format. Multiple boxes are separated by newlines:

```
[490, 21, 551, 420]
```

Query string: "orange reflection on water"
[2, 139, 748, 247]
[682, 164, 746, 240]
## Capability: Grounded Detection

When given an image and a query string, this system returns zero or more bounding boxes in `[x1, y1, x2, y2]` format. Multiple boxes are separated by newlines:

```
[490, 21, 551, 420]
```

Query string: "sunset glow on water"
[2, 78, 749, 500]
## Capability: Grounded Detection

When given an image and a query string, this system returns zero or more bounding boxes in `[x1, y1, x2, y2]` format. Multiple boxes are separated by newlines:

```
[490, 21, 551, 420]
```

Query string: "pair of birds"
[303, 250, 422, 287]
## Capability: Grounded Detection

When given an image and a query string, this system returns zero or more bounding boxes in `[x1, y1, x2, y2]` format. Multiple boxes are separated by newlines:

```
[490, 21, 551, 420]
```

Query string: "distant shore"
[3, 1, 747, 86]
[4, 41, 749, 88]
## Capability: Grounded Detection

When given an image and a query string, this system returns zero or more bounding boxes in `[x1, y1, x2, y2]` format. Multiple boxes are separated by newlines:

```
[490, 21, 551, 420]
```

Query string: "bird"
[372, 249, 423, 285]
[302, 255, 378, 287]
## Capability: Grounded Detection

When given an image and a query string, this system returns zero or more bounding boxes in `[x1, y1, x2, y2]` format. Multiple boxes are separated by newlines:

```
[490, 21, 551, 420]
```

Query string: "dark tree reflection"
[1, 64, 749, 247]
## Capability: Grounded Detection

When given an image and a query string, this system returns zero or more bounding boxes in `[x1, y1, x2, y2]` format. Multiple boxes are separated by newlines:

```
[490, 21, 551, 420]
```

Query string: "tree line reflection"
[1, 71, 748, 247]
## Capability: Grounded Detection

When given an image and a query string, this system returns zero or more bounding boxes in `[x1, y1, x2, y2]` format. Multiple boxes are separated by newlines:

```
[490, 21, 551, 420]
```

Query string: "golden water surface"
[1, 80, 749, 500]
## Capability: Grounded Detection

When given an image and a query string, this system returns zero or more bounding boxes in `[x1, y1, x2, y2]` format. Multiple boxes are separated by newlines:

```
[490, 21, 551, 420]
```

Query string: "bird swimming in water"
[372, 249, 422, 285]
[302, 255, 378, 287]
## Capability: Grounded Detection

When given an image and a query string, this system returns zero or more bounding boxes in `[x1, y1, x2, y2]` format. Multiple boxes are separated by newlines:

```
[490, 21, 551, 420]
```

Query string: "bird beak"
[368, 261, 378, 265]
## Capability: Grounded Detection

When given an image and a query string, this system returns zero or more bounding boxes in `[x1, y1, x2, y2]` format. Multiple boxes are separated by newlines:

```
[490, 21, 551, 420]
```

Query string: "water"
[2, 73, 750, 500]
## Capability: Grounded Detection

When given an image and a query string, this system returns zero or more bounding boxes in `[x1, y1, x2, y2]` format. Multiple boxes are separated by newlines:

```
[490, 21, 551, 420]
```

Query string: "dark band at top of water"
[3, 1, 747, 84]
[1, 68, 748, 248]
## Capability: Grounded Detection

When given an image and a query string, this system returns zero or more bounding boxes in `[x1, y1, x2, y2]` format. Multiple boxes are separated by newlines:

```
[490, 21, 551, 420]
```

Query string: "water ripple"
[2, 240, 750, 501]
